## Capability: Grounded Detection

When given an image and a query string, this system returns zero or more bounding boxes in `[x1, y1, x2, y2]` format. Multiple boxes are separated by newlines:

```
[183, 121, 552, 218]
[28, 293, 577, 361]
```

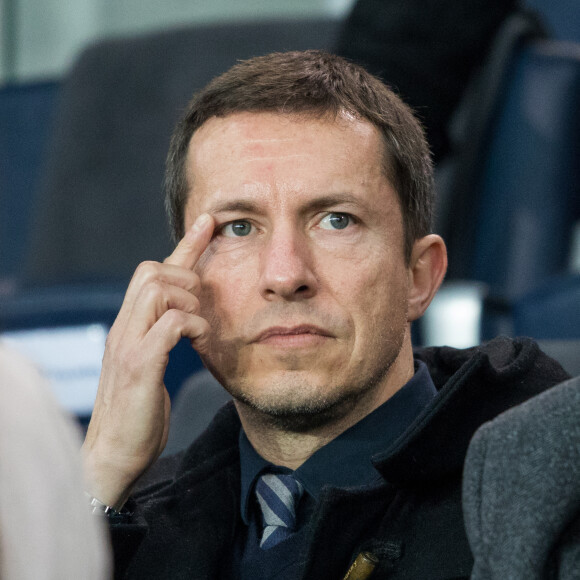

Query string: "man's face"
[184, 112, 412, 424]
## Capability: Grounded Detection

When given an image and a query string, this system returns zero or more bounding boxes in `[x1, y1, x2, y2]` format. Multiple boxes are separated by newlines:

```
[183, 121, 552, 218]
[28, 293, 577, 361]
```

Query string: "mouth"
[254, 325, 334, 347]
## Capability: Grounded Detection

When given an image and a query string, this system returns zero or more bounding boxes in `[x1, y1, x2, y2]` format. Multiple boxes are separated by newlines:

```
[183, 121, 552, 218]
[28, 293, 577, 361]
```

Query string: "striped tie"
[255, 473, 304, 550]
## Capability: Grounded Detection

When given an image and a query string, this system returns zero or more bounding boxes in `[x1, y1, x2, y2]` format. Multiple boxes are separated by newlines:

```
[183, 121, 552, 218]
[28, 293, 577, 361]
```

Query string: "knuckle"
[135, 260, 161, 283]
[191, 319, 211, 352]
[140, 280, 172, 313]
[142, 278, 165, 300]
[163, 308, 185, 328]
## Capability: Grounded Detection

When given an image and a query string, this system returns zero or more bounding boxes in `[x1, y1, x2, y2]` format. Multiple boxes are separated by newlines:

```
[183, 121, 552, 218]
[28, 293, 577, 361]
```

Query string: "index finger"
[164, 213, 215, 269]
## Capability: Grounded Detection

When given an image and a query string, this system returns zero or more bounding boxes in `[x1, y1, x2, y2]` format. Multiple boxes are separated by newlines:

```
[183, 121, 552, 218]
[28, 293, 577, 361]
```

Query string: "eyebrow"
[208, 193, 366, 216]
[209, 199, 262, 215]
[301, 193, 364, 213]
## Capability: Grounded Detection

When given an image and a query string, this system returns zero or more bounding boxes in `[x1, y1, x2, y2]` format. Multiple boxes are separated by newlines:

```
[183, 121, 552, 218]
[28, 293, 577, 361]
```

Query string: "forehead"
[184, 111, 394, 214]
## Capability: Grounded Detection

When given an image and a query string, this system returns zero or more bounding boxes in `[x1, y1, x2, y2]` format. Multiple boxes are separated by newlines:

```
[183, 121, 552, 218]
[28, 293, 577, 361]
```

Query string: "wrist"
[82, 445, 136, 510]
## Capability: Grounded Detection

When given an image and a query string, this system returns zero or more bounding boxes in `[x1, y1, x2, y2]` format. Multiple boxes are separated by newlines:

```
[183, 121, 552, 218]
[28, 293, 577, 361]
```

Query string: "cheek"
[336, 252, 409, 331]
[312, 228, 380, 269]
[320, 236, 406, 296]
[197, 249, 259, 329]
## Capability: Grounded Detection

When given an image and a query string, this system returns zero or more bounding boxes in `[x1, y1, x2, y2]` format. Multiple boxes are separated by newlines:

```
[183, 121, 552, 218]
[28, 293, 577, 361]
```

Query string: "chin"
[228, 372, 380, 433]
[235, 390, 361, 432]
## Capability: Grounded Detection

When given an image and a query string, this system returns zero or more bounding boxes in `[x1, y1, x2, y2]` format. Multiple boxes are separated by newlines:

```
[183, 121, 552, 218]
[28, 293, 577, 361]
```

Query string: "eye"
[319, 213, 352, 230]
[221, 220, 254, 237]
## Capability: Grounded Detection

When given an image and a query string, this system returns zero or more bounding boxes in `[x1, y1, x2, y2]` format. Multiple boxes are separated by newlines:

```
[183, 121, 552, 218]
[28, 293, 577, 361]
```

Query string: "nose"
[259, 227, 318, 301]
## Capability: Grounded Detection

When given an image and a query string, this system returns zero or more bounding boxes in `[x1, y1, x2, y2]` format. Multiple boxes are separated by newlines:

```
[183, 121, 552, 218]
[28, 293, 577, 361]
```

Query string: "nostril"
[297, 285, 309, 293]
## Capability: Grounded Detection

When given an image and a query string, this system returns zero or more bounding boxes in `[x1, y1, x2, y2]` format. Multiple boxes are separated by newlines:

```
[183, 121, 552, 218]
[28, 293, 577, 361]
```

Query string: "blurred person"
[0, 345, 111, 579]
[463, 375, 580, 580]
[81, 51, 567, 578]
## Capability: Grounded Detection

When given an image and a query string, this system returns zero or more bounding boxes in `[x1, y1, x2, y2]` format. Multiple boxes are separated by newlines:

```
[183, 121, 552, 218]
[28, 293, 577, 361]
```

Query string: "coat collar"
[373, 336, 568, 486]
[174, 337, 567, 491]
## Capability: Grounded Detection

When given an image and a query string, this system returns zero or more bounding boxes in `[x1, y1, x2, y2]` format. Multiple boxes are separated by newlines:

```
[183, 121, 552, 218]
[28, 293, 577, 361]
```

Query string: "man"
[82, 51, 568, 579]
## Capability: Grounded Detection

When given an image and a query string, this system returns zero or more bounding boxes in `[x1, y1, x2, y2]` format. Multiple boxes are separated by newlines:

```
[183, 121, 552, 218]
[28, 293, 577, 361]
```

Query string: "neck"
[235, 337, 415, 470]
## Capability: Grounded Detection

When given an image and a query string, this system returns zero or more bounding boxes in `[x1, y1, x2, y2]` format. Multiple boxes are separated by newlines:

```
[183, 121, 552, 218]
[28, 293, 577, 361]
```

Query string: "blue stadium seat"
[423, 34, 580, 346]
[0, 81, 60, 287]
[471, 41, 580, 301]
[513, 274, 580, 340]
[525, 0, 580, 42]
[513, 273, 580, 376]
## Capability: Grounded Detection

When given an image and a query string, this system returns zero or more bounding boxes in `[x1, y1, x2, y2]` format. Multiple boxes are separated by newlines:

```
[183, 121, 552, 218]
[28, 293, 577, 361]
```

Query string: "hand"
[82, 214, 215, 509]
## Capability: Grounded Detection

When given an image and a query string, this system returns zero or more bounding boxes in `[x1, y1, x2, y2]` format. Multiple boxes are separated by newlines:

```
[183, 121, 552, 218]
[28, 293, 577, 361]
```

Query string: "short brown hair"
[165, 50, 433, 261]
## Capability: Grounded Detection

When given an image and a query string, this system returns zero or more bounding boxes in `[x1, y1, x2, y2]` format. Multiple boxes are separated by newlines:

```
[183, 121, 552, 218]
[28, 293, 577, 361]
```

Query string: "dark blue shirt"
[234, 360, 437, 580]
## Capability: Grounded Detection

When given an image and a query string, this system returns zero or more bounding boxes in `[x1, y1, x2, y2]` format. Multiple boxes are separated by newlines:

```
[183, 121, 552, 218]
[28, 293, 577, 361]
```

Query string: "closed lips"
[254, 325, 333, 343]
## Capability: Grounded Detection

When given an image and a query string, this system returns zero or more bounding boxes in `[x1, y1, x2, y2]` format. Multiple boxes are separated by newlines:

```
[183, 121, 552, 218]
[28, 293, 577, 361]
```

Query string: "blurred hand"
[82, 213, 214, 508]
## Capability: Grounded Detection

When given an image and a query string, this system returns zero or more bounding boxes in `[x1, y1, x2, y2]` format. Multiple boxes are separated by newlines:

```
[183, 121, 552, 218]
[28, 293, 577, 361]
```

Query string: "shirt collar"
[239, 359, 436, 524]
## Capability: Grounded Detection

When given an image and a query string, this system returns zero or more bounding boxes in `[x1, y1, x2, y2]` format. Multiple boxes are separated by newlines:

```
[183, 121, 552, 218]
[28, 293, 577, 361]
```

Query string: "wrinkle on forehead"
[242, 153, 309, 162]
[188, 111, 376, 161]
[243, 138, 295, 143]
[184, 112, 387, 214]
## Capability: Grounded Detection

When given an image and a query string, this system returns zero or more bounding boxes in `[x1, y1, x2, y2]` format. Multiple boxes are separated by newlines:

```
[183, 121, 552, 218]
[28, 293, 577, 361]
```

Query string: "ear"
[407, 234, 447, 322]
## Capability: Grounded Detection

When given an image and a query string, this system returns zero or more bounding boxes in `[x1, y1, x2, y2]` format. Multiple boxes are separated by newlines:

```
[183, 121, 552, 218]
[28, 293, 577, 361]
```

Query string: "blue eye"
[319, 213, 351, 230]
[222, 220, 253, 237]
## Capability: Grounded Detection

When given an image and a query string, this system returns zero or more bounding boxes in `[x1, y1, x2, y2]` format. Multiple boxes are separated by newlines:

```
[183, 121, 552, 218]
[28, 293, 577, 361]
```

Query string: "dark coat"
[111, 337, 568, 579]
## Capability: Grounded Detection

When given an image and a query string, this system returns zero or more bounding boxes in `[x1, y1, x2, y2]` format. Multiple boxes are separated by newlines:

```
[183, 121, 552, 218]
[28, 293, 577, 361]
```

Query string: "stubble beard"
[200, 300, 408, 433]
[204, 336, 405, 434]
[231, 372, 391, 433]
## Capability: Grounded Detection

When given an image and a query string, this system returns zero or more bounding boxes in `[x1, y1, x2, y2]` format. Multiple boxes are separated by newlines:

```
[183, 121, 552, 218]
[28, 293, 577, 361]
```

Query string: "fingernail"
[193, 213, 211, 232]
